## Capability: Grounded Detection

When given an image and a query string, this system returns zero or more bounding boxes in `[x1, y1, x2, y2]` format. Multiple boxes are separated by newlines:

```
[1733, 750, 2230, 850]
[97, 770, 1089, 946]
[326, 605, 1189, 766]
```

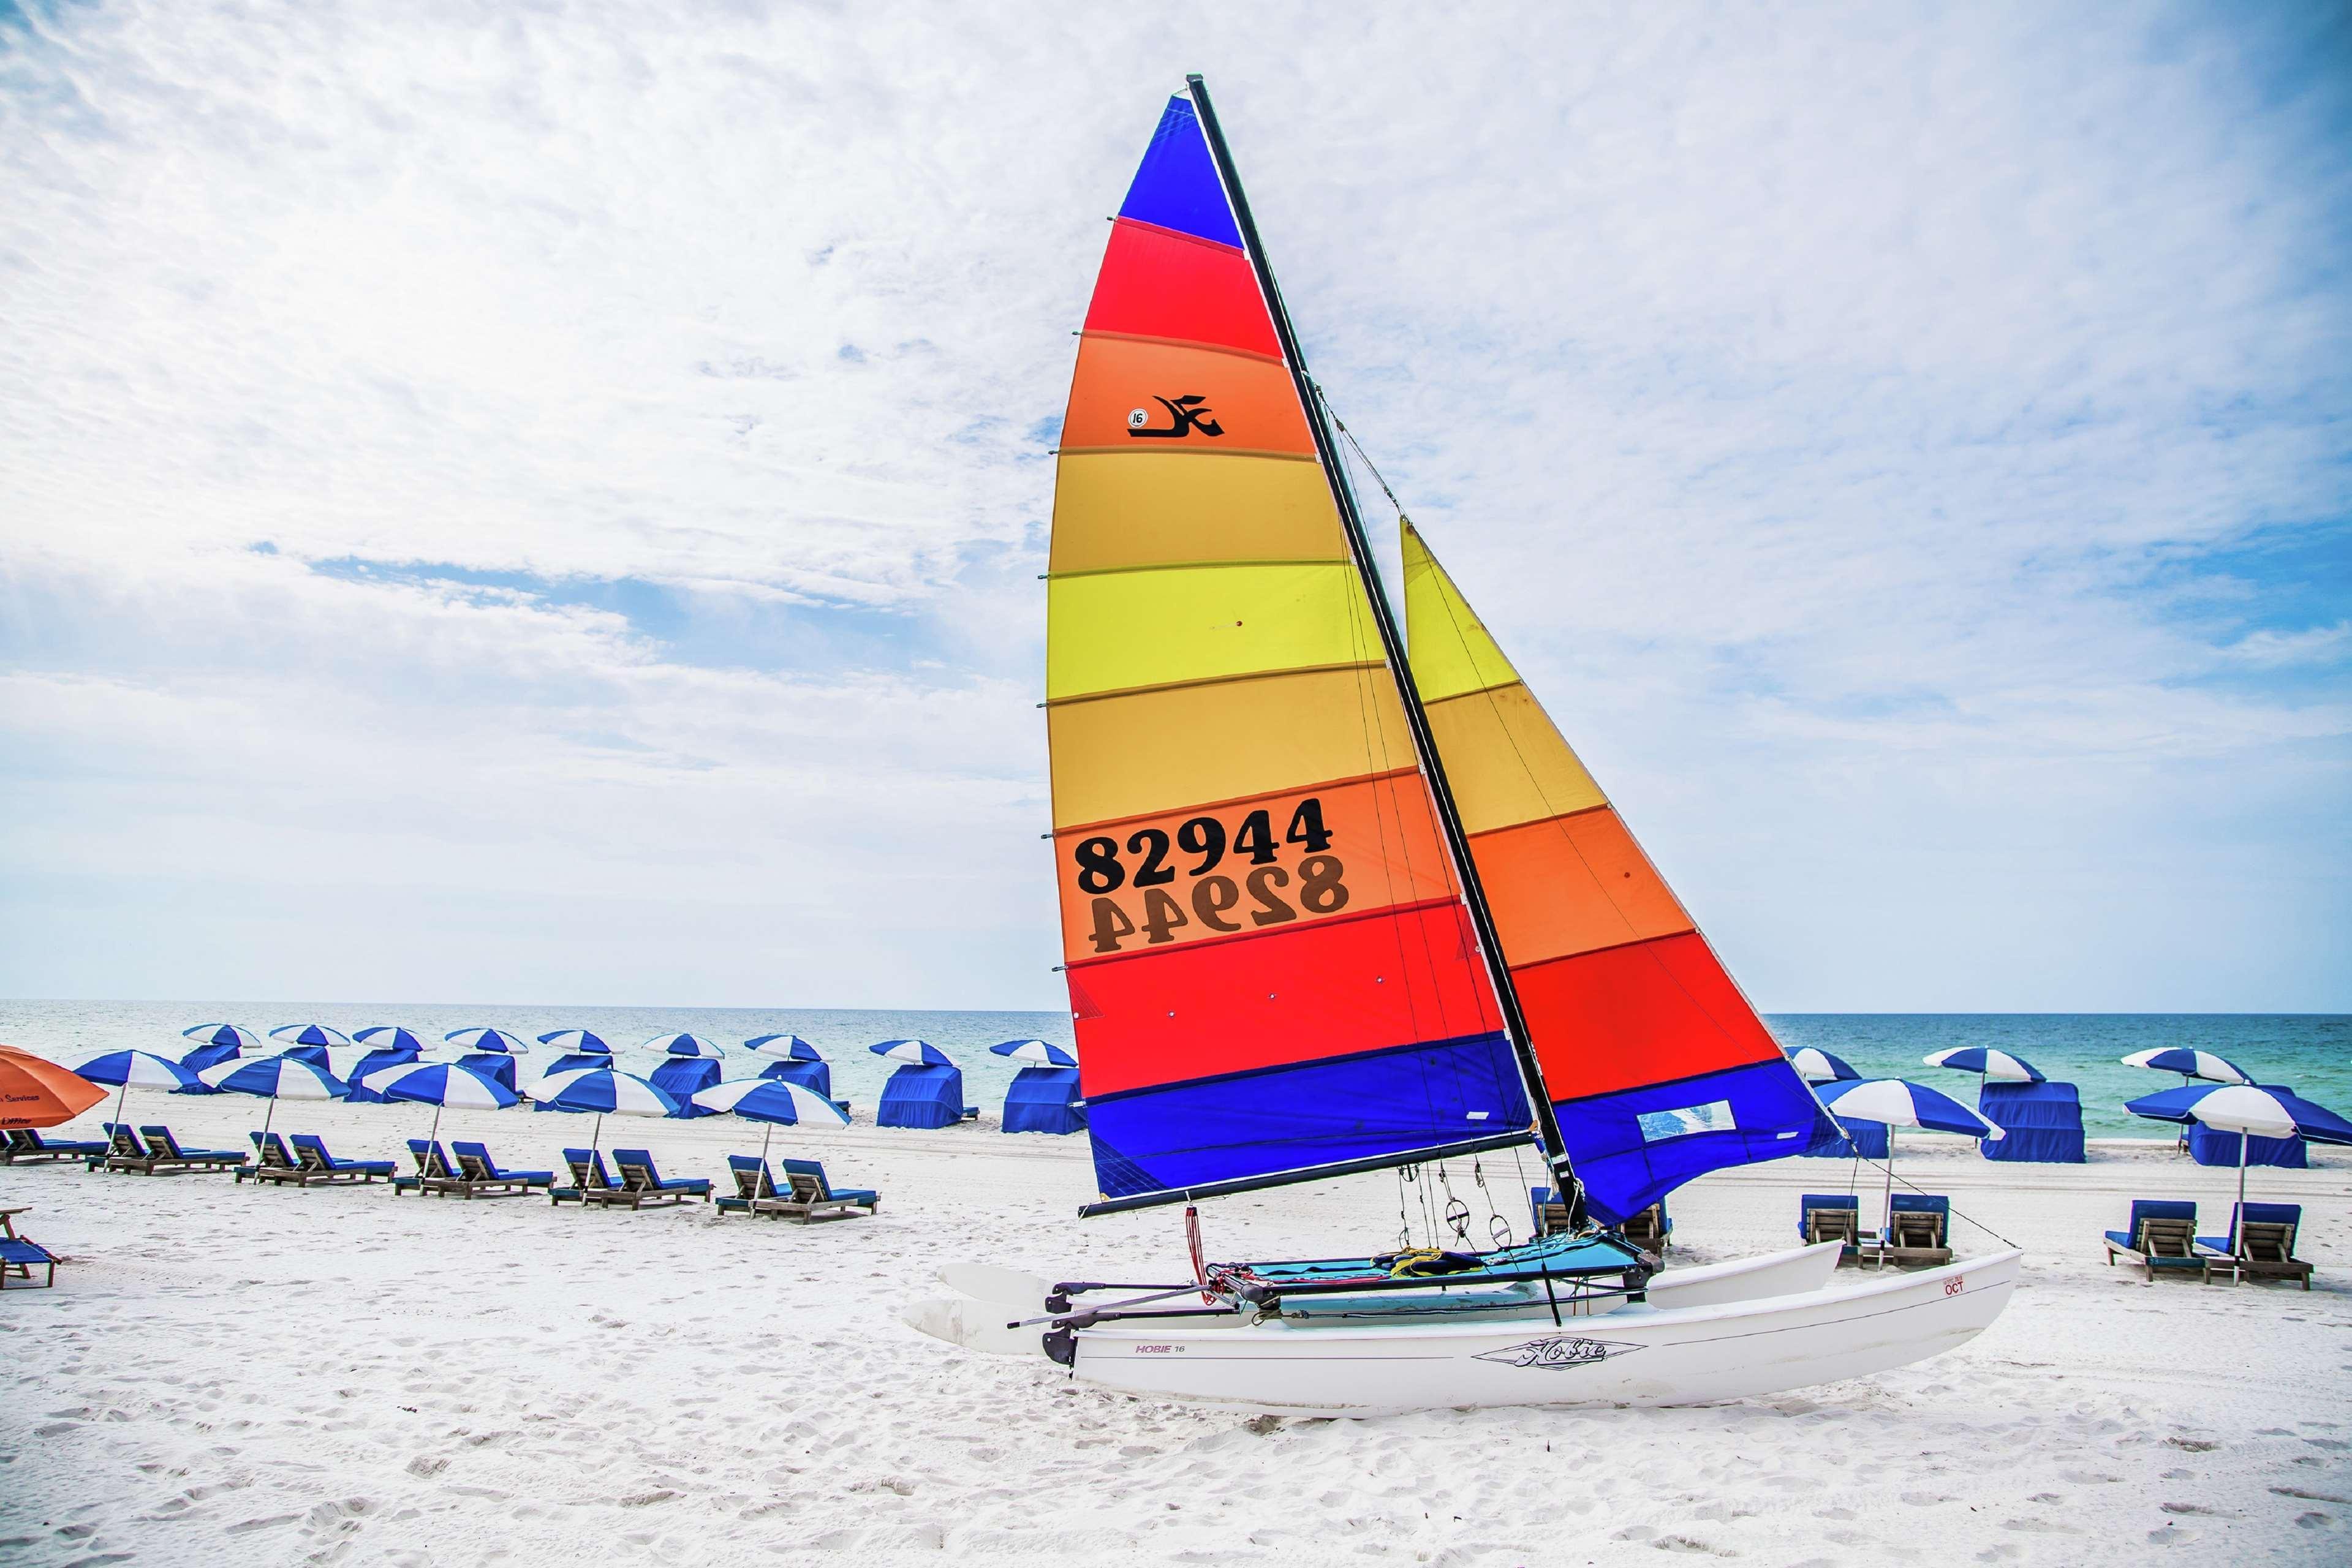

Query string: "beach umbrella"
[1818, 1078, 2004, 1236]
[990, 1039, 1079, 1068]
[363, 1061, 518, 1151]
[270, 1023, 353, 1049]
[445, 1027, 531, 1055]
[1921, 1047, 2044, 1099]
[0, 1046, 108, 1131]
[76, 1049, 203, 1133]
[743, 1033, 823, 1062]
[200, 1055, 349, 1143]
[353, 1025, 428, 1054]
[182, 1023, 269, 1053]
[2123, 1084, 2352, 1219]
[644, 1032, 724, 1060]
[526, 1068, 677, 1153]
[537, 1029, 613, 1055]
[2120, 1047, 2251, 1087]
[870, 1039, 955, 1067]
[690, 1077, 851, 1166]
[1784, 1047, 1860, 1085]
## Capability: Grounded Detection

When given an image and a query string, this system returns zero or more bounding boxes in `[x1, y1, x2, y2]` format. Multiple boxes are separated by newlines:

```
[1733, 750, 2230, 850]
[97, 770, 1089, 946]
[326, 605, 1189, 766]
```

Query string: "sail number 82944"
[1071, 797, 1350, 956]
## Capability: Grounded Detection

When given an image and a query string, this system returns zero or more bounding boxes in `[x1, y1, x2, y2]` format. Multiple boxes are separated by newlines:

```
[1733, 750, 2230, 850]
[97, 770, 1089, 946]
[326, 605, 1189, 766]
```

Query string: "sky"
[1, 2, 2345, 1012]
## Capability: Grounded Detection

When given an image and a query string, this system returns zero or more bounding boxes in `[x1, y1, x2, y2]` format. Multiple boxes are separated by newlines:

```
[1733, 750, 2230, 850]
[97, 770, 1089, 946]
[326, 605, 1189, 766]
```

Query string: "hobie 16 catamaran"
[907, 77, 2019, 1413]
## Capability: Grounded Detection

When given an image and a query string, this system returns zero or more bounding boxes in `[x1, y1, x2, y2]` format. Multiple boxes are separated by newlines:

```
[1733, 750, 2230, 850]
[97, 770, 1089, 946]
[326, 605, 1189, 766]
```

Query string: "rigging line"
[1848, 1152, 2021, 1250]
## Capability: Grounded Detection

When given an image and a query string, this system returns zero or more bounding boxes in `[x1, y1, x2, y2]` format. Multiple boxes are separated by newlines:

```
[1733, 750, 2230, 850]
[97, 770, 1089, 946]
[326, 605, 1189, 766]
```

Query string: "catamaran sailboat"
[906, 76, 2019, 1412]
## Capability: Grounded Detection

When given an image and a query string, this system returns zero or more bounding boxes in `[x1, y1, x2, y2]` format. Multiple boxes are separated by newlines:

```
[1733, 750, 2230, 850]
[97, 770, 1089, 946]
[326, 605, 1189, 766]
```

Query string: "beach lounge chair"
[0, 1207, 59, 1288]
[1528, 1186, 1570, 1237]
[1800, 1194, 1866, 1264]
[2198, 1202, 2313, 1289]
[1877, 1194, 1953, 1268]
[608, 1148, 714, 1208]
[2, 1128, 108, 1164]
[95, 1122, 152, 1172]
[776, 1158, 878, 1220]
[289, 1133, 395, 1185]
[450, 1141, 553, 1198]
[238, 1130, 304, 1185]
[551, 1148, 625, 1206]
[2103, 1199, 2202, 1281]
[393, 1139, 466, 1197]
[138, 1126, 248, 1174]
[0, 1210, 58, 1291]
[1621, 1200, 1673, 1255]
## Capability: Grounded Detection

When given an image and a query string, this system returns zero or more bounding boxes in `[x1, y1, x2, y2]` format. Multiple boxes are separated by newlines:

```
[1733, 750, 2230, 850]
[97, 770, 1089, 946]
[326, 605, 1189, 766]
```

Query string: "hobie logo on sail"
[1472, 1336, 1641, 1371]
[1127, 394, 1222, 439]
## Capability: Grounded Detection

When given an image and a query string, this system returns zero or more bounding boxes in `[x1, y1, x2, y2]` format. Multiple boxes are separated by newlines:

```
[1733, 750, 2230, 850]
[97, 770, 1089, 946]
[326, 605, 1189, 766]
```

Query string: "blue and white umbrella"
[2121, 1047, 2251, 1087]
[1785, 1047, 1859, 1085]
[363, 1061, 519, 1148]
[182, 1023, 269, 1053]
[1923, 1047, 2044, 1085]
[537, 1029, 613, 1055]
[201, 1054, 349, 1142]
[526, 1068, 677, 1152]
[692, 1076, 851, 1165]
[2128, 1082, 2352, 1216]
[871, 1039, 954, 1067]
[644, 1032, 724, 1060]
[354, 1025, 428, 1054]
[77, 1049, 202, 1131]
[1818, 1078, 2003, 1235]
[270, 1022, 352, 1049]
[744, 1034, 823, 1062]
[990, 1039, 1078, 1068]
[445, 1027, 531, 1055]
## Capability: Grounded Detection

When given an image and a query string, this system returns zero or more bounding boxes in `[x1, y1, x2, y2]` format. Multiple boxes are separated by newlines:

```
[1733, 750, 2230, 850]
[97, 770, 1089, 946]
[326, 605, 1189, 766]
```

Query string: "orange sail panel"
[1401, 521, 1829, 1220]
[1051, 98, 1527, 1212]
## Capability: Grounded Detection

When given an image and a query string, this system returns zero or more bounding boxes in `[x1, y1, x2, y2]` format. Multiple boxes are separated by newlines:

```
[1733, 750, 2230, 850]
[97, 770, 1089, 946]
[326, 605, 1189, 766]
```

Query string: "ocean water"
[3, 1002, 2345, 1139]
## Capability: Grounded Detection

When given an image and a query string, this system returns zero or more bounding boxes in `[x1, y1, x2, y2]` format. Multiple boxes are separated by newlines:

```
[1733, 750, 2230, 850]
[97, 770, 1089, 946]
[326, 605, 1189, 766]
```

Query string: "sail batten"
[1401, 521, 1829, 1220]
[1051, 93, 1531, 1212]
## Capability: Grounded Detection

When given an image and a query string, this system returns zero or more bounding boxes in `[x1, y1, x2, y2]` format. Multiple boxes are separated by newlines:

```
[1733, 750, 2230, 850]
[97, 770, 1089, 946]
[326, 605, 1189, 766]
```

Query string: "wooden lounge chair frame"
[238, 1131, 309, 1185]
[1801, 1196, 1868, 1265]
[138, 1126, 248, 1175]
[551, 1149, 630, 1207]
[1620, 1202, 1671, 1255]
[2104, 1209, 2200, 1282]
[2, 1129, 107, 1164]
[1, 1209, 57, 1290]
[2201, 1212, 2313, 1289]
[393, 1140, 474, 1199]
[719, 1157, 875, 1223]
[447, 1144, 551, 1200]
[604, 1149, 712, 1210]
[285, 1134, 393, 1186]
[1872, 1196, 1953, 1269]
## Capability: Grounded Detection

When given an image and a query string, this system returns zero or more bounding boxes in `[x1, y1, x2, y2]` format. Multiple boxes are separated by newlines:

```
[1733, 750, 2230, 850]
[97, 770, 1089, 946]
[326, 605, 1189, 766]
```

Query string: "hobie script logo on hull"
[1472, 1336, 1641, 1371]
[1127, 394, 1222, 439]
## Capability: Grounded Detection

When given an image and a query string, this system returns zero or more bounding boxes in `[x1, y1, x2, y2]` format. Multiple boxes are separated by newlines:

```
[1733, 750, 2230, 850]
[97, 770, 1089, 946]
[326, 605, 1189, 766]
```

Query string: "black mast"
[1185, 74, 1586, 1221]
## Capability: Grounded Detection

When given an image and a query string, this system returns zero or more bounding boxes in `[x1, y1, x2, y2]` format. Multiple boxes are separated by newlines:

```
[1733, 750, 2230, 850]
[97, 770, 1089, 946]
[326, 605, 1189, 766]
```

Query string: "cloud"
[1, 1, 2345, 1008]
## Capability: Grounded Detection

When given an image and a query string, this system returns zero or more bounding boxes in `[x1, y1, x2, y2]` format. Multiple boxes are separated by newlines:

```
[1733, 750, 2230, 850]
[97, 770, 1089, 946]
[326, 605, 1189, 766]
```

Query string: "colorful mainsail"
[1052, 97, 1531, 1212]
[1401, 520, 1830, 1221]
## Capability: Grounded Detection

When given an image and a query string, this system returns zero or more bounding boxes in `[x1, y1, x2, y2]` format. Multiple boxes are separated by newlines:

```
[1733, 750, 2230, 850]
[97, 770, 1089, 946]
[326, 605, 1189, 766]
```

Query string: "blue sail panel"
[1083, 1034, 1530, 1206]
[1554, 1057, 1837, 1224]
[1116, 96, 1243, 249]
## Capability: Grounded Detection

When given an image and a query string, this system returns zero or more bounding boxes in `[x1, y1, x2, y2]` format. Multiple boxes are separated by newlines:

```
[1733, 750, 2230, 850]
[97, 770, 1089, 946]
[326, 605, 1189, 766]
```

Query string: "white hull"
[1065, 1250, 2021, 1414]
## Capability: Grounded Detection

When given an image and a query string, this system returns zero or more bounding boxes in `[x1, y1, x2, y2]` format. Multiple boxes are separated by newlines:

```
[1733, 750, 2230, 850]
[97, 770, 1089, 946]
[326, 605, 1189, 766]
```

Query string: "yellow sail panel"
[1046, 562, 1377, 703]
[1047, 666, 1418, 831]
[1050, 453, 1345, 576]
[1422, 684, 1606, 832]
[1401, 521, 1520, 702]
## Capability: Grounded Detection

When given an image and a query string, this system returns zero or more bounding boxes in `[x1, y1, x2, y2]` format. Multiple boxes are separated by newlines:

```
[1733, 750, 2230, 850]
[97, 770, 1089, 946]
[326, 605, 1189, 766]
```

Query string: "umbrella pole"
[2237, 1133, 2248, 1238]
[112, 1077, 130, 1132]
[262, 1096, 276, 1144]
[1880, 1129, 1896, 1271]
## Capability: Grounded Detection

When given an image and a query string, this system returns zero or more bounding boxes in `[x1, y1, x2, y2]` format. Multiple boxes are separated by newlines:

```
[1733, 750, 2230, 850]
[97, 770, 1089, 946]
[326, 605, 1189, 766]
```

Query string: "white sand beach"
[4, 1099, 2348, 1567]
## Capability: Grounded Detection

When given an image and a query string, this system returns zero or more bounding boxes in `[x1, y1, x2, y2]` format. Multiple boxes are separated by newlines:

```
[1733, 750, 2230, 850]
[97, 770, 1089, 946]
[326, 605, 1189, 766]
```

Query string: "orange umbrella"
[0, 1045, 108, 1130]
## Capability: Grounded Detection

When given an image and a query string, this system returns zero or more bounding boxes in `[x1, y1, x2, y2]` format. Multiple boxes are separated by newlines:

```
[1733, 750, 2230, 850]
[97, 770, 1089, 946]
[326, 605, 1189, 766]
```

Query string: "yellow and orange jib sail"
[1401, 521, 1831, 1219]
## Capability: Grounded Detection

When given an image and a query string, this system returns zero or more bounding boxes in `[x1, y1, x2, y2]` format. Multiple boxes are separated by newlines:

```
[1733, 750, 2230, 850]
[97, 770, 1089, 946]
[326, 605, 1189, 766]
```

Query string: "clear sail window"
[1637, 1100, 1737, 1143]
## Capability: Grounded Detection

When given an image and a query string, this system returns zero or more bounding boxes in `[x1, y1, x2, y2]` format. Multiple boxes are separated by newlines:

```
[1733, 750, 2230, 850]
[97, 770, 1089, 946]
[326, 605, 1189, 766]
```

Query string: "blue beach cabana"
[1977, 1080, 2085, 1163]
[649, 1056, 721, 1117]
[871, 1041, 974, 1129]
[748, 1036, 834, 1101]
[346, 1046, 425, 1103]
[991, 1040, 1084, 1136]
